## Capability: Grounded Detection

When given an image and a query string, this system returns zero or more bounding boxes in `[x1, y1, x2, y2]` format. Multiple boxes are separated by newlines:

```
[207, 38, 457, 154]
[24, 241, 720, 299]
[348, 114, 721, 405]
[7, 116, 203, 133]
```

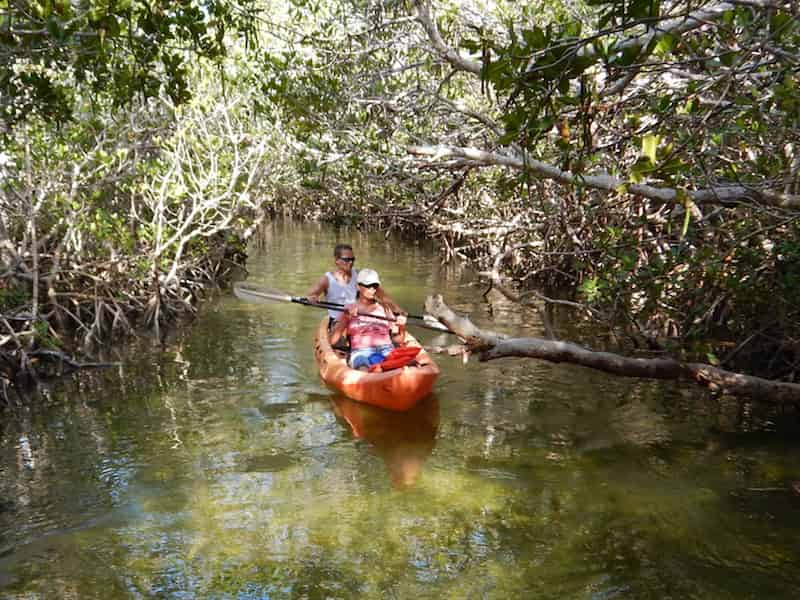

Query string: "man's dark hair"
[334, 243, 353, 258]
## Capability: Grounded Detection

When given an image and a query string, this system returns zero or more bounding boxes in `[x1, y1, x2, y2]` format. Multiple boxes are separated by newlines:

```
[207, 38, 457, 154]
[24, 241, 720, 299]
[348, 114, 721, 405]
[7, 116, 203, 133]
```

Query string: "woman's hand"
[392, 313, 407, 344]
[345, 302, 359, 317]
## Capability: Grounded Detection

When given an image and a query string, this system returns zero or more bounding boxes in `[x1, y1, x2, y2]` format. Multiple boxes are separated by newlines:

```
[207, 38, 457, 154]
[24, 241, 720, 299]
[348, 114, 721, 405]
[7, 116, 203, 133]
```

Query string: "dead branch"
[424, 294, 800, 404]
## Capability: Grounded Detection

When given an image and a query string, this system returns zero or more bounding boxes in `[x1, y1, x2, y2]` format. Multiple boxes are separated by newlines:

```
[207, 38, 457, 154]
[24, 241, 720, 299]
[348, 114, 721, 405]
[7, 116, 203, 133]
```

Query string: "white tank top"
[325, 270, 358, 319]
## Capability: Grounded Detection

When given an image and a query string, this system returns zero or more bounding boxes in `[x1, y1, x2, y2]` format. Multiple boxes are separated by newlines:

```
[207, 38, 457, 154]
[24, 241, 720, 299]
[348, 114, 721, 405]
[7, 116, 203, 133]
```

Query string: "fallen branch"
[424, 294, 800, 404]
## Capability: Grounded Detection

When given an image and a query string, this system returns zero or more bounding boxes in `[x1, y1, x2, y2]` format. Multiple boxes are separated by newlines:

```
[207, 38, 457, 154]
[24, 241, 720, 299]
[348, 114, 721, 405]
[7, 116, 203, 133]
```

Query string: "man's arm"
[305, 275, 329, 303]
[329, 308, 353, 345]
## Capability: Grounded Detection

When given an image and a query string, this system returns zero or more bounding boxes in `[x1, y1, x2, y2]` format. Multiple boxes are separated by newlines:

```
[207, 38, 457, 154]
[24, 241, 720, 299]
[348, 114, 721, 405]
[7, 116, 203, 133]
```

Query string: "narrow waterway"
[1, 221, 799, 598]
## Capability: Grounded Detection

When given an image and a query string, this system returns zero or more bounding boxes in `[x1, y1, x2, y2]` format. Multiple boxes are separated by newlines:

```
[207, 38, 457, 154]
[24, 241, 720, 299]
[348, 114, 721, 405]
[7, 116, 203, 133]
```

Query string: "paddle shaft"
[233, 283, 453, 333]
[294, 297, 423, 322]
[298, 298, 453, 333]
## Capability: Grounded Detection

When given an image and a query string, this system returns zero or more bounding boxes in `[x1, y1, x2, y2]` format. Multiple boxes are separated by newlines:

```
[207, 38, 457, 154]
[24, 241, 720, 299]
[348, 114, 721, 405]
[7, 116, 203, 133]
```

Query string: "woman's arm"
[391, 313, 408, 344]
[381, 303, 407, 343]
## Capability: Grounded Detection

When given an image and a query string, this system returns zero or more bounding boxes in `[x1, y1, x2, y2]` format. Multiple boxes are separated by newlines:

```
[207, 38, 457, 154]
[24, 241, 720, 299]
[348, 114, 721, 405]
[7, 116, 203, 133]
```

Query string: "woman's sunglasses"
[359, 282, 380, 289]
[338, 257, 355, 263]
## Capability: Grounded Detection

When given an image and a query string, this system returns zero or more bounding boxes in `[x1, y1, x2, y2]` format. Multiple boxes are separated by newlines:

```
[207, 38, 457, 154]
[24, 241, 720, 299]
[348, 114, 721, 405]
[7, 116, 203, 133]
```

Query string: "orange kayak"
[313, 318, 440, 411]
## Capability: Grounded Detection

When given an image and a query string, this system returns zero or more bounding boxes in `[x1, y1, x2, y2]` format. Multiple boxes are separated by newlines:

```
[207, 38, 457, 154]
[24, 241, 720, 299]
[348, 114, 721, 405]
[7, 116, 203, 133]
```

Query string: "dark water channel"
[2, 221, 800, 598]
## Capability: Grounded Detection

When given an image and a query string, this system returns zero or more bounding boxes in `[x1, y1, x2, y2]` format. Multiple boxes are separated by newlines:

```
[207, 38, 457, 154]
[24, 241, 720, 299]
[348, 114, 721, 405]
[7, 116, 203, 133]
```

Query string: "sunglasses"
[359, 282, 380, 289]
[338, 256, 355, 263]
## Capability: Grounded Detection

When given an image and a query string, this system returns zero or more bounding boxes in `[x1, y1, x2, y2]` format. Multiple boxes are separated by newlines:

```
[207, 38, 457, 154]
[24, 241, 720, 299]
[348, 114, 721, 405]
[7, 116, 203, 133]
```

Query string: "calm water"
[2, 221, 799, 598]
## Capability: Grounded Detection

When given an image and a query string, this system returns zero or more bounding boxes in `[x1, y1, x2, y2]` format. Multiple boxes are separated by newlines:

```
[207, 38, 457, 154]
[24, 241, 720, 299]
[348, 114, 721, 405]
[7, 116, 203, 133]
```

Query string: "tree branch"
[412, 0, 482, 75]
[408, 144, 800, 209]
[425, 295, 800, 404]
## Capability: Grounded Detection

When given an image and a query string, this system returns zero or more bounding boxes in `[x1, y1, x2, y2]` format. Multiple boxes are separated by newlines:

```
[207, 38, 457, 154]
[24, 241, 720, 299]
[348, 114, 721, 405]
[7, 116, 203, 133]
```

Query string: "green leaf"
[653, 34, 675, 56]
[681, 205, 691, 238]
[528, 115, 554, 134]
[629, 0, 654, 20]
[46, 17, 64, 41]
[563, 21, 582, 39]
[498, 130, 517, 145]
[460, 38, 481, 53]
[621, 252, 637, 270]
[613, 45, 641, 67]
[719, 51, 735, 67]
[642, 134, 660, 164]
[592, 38, 609, 59]
[722, 9, 735, 25]
[503, 110, 525, 132]
[678, 97, 698, 114]
[521, 27, 547, 50]
[32, 1, 47, 18]
[103, 15, 121, 38]
[568, 55, 594, 77]
[770, 11, 793, 38]
[657, 157, 688, 176]
[579, 277, 600, 302]
[631, 156, 658, 183]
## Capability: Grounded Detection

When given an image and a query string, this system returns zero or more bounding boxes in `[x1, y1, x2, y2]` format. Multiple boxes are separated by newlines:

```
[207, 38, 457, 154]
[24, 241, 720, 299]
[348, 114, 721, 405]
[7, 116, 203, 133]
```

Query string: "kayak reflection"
[330, 394, 440, 488]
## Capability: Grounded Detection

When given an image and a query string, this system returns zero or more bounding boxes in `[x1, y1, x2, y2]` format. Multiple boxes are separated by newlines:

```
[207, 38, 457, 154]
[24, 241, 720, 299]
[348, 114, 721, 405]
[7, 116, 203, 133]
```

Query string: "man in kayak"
[328, 268, 408, 370]
[305, 243, 402, 327]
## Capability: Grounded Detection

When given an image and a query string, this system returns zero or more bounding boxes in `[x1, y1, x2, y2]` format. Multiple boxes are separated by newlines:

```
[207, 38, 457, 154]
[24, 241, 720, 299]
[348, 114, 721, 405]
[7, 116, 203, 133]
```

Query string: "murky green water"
[2, 221, 800, 598]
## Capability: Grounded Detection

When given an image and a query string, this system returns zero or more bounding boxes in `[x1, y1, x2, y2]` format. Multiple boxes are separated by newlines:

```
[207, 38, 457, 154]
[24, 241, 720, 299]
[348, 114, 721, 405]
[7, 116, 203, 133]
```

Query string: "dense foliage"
[1, 2, 269, 391]
[0, 0, 259, 128]
[257, 0, 800, 376]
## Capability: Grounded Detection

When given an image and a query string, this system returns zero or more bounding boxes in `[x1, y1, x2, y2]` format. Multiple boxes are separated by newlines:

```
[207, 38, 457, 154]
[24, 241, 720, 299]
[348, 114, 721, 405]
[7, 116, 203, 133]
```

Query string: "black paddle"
[233, 283, 454, 334]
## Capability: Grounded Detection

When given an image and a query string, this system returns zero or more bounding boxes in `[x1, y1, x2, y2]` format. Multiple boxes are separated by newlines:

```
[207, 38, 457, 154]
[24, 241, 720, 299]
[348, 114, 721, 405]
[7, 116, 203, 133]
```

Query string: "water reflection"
[3, 221, 800, 598]
[329, 395, 439, 488]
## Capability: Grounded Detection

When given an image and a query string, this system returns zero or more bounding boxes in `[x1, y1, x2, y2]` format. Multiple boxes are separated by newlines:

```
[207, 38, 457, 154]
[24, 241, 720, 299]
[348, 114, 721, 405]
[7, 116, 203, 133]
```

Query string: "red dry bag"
[368, 346, 422, 372]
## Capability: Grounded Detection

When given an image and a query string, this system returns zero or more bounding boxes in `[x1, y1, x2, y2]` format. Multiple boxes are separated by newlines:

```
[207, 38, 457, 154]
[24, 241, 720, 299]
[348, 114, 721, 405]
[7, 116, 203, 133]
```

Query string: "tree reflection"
[329, 395, 439, 488]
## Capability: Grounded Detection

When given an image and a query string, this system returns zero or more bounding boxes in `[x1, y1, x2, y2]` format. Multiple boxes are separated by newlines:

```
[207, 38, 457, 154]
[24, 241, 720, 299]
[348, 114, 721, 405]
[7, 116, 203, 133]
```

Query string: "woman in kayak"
[329, 268, 408, 370]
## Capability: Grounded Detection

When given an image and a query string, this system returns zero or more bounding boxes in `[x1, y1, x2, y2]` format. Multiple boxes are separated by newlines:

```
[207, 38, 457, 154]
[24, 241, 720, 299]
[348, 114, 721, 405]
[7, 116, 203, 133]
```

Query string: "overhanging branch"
[412, 0, 482, 75]
[424, 295, 800, 404]
[408, 144, 800, 209]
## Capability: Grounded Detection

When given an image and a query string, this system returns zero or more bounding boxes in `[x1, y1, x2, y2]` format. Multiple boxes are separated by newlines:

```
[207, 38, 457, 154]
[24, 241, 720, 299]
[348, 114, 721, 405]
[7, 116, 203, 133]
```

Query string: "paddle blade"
[233, 283, 294, 304]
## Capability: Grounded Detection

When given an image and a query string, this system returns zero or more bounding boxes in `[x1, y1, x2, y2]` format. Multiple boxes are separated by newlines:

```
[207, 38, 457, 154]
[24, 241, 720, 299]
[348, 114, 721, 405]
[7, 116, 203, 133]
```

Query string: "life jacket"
[368, 346, 422, 372]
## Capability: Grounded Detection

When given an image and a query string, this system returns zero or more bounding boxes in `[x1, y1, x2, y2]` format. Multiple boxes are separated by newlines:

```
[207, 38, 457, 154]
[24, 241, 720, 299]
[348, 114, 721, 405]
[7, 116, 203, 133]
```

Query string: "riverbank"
[0, 231, 250, 404]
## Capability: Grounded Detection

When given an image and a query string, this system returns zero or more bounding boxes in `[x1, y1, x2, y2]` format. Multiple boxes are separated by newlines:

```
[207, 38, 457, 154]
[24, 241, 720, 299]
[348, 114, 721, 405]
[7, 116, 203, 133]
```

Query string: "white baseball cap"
[356, 268, 381, 286]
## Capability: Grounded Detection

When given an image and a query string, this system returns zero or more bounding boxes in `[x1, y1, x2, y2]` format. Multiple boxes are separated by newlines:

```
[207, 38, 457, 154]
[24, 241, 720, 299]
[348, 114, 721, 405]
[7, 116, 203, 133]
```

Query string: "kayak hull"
[313, 318, 440, 411]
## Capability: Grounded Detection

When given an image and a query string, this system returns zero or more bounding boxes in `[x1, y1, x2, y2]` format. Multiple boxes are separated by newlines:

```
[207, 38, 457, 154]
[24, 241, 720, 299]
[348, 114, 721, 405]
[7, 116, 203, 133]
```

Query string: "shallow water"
[1, 221, 799, 598]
